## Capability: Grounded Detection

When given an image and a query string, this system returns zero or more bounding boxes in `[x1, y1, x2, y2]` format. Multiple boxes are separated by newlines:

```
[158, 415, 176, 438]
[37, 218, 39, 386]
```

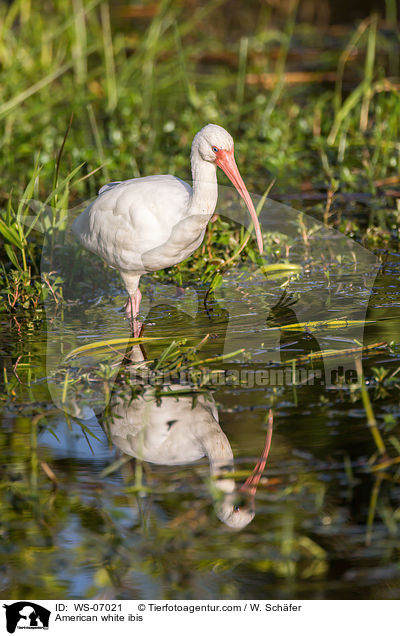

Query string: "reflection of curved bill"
[108, 350, 273, 530]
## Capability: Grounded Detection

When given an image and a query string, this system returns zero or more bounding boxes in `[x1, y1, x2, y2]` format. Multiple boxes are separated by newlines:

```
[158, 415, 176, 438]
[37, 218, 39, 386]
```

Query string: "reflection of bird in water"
[266, 290, 321, 363]
[108, 347, 272, 529]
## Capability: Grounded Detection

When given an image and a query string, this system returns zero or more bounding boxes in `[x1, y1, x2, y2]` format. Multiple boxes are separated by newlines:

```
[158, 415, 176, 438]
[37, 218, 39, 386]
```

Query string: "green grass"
[0, 0, 400, 599]
[0, 0, 398, 306]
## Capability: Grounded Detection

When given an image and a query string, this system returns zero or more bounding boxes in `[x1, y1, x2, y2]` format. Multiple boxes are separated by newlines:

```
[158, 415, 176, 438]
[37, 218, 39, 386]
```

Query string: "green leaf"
[4, 245, 21, 270]
[209, 273, 223, 292]
[0, 218, 24, 249]
[17, 158, 42, 224]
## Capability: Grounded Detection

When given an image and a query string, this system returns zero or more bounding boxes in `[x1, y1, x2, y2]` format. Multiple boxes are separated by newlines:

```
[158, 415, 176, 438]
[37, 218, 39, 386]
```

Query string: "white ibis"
[72, 124, 263, 331]
[109, 357, 273, 529]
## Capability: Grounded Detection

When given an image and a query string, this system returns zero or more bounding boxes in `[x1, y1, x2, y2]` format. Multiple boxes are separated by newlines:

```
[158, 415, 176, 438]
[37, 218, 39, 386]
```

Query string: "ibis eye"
[212, 146, 219, 153]
[233, 496, 246, 512]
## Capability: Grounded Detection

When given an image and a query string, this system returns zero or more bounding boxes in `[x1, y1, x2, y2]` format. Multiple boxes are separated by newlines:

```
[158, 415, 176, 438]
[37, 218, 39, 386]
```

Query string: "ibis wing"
[98, 181, 123, 195]
[72, 175, 192, 272]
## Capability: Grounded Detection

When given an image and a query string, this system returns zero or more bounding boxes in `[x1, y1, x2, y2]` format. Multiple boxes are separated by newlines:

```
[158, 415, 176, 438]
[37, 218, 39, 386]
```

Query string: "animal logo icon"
[2, 602, 51, 633]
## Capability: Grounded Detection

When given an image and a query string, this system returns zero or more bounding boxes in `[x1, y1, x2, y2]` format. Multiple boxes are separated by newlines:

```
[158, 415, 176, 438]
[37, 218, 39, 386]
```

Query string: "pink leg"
[124, 288, 142, 319]
[124, 288, 142, 336]
[132, 318, 142, 338]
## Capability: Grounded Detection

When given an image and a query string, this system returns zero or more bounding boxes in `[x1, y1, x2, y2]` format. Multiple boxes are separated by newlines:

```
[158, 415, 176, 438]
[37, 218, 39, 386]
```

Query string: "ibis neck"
[210, 461, 236, 495]
[200, 427, 236, 494]
[188, 154, 218, 222]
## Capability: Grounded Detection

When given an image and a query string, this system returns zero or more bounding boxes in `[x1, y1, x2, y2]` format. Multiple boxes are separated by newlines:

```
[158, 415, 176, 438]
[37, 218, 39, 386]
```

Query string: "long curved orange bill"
[215, 149, 263, 254]
[239, 409, 273, 497]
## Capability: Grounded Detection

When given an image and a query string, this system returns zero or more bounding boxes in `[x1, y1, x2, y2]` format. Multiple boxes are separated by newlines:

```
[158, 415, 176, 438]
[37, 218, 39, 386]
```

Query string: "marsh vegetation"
[0, 0, 399, 599]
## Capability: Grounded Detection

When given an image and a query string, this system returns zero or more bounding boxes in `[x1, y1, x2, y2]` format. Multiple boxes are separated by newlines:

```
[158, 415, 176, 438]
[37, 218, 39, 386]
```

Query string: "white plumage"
[109, 374, 272, 530]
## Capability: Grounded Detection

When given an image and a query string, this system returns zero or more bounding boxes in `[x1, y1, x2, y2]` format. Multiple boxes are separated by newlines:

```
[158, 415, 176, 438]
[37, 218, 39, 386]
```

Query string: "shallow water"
[1, 196, 400, 600]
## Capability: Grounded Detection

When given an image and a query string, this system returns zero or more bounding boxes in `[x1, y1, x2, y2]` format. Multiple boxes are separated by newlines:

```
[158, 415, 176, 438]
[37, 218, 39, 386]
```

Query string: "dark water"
[1, 195, 400, 600]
